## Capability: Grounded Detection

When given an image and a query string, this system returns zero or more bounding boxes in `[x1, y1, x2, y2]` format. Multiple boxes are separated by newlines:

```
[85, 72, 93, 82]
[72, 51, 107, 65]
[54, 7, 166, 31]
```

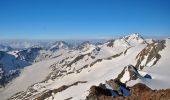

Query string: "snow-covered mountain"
[0, 51, 30, 88]
[76, 41, 96, 54]
[123, 33, 147, 46]
[48, 41, 72, 51]
[0, 33, 170, 100]
[0, 45, 13, 52]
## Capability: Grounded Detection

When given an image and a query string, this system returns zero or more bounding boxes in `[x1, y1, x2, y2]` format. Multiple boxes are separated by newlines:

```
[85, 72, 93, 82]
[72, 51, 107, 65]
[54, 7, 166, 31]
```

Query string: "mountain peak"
[77, 41, 96, 53]
[80, 41, 91, 45]
[124, 33, 143, 39]
[123, 33, 146, 46]
[77, 41, 91, 49]
[52, 41, 67, 45]
[49, 41, 71, 51]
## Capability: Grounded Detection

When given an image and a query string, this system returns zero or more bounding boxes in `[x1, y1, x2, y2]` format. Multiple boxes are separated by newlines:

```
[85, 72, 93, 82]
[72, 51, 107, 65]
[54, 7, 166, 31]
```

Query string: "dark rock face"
[86, 79, 129, 100]
[86, 83, 170, 100]
[106, 40, 115, 47]
[90, 59, 103, 67]
[0, 51, 30, 87]
[105, 52, 123, 60]
[16, 47, 42, 63]
[144, 74, 152, 79]
[86, 86, 112, 100]
[67, 54, 86, 67]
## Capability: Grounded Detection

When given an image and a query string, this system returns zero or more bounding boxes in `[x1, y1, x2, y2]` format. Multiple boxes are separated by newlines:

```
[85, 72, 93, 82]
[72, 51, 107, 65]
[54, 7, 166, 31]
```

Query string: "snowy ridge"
[0, 33, 170, 100]
[6, 44, 145, 100]
[123, 33, 147, 46]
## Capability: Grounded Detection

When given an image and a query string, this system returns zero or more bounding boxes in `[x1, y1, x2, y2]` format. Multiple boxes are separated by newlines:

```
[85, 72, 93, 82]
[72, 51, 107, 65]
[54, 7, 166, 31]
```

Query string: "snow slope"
[1, 43, 144, 100]
[127, 38, 170, 89]
[0, 57, 61, 100]
[0, 34, 170, 100]
[41, 45, 145, 100]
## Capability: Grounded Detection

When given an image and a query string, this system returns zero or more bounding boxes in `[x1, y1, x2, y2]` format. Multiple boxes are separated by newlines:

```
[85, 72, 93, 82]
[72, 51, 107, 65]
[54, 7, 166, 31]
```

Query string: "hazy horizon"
[0, 33, 169, 40]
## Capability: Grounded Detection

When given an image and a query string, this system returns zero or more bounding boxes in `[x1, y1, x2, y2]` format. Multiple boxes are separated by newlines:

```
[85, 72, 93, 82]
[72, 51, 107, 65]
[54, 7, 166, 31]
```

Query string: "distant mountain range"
[0, 33, 170, 100]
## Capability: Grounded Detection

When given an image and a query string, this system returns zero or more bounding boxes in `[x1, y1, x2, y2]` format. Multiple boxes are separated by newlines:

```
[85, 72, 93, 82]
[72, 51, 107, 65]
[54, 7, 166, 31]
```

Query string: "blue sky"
[0, 0, 170, 39]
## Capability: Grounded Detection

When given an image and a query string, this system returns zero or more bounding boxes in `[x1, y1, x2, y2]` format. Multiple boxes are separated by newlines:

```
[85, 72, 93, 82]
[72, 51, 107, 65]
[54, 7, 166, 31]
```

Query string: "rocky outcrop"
[105, 52, 123, 60]
[86, 65, 154, 100]
[67, 54, 88, 67]
[106, 40, 115, 47]
[90, 59, 103, 67]
[86, 85, 113, 100]
[86, 83, 170, 100]
[34, 81, 87, 100]
[116, 65, 146, 83]
[135, 40, 166, 70]
[86, 75, 130, 100]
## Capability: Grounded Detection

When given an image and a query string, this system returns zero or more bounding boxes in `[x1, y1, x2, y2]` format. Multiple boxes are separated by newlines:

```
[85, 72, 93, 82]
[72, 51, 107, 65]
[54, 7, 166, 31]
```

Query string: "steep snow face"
[142, 38, 170, 89]
[117, 65, 146, 84]
[114, 39, 130, 47]
[127, 39, 170, 90]
[120, 67, 130, 83]
[105, 39, 130, 48]
[123, 33, 146, 46]
[98, 39, 130, 58]
[135, 40, 166, 70]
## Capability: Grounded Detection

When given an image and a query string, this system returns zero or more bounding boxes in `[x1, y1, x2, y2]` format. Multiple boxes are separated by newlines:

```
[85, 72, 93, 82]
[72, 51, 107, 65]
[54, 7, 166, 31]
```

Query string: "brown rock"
[86, 83, 170, 100]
